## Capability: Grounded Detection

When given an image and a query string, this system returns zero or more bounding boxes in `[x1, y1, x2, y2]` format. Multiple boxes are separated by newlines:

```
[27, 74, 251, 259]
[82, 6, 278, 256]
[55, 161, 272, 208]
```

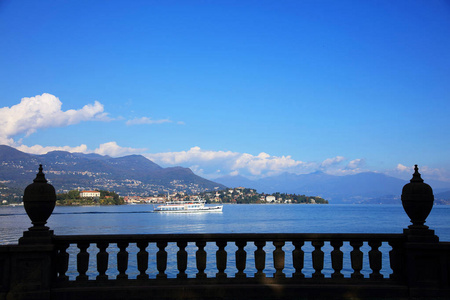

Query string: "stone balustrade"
[53, 233, 406, 283]
[0, 165, 449, 300]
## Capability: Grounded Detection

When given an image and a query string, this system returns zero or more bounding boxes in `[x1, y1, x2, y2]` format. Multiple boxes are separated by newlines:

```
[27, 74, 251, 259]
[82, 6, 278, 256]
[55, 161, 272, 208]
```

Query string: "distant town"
[56, 187, 328, 206]
[1, 186, 328, 206]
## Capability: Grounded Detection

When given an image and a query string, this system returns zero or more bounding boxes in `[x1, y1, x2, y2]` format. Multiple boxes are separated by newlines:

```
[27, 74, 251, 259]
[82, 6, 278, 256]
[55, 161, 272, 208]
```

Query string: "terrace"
[0, 165, 449, 299]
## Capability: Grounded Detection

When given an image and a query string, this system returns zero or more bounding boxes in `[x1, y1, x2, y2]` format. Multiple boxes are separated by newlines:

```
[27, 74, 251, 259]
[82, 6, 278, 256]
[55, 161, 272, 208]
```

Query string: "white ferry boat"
[153, 199, 223, 213]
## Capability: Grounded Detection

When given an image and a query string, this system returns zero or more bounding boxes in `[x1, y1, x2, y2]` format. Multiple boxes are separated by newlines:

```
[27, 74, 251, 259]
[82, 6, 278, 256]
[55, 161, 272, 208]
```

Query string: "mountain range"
[1, 145, 449, 204]
[214, 171, 450, 204]
[0, 145, 225, 196]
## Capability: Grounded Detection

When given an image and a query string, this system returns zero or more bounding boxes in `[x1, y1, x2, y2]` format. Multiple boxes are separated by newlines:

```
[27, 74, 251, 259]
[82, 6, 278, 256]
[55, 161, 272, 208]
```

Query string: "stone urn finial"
[401, 165, 434, 229]
[23, 164, 56, 231]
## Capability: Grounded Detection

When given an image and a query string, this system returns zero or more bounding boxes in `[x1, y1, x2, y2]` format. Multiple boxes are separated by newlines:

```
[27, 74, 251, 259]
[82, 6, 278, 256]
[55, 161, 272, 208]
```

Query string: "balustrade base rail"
[50, 282, 412, 300]
[54, 277, 404, 288]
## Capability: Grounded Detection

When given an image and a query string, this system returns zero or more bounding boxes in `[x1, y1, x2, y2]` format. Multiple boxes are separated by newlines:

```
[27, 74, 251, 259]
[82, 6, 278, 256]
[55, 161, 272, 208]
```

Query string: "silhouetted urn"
[401, 165, 434, 229]
[23, 165, 56, 230]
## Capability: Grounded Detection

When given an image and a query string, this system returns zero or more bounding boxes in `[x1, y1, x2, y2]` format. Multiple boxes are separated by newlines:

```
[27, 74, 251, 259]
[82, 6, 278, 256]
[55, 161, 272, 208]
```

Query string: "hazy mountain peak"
[214, 170, 450, 204]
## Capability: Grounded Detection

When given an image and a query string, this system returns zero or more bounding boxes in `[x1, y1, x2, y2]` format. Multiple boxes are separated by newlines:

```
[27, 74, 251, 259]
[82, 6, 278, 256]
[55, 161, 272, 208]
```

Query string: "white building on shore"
[80, 190, 101, 198]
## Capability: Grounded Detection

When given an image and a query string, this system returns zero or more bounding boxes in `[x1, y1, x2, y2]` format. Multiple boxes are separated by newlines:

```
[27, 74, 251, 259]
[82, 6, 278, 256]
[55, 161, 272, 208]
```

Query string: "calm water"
[1, 204, 449, 244]
[1, 204, 449, 279]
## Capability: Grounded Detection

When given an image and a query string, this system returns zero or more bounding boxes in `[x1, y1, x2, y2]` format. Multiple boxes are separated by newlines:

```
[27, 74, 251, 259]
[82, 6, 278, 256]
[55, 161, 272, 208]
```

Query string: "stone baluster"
[56, 242, 70, 281]
[137, 241, 149, 279]
[311, 240, 324, 279]
[96, 242, 109, 280]
[330, 240, 344, 279]
[196, 241, 207, 279]
[292, 240, 304, 279]
[216, 240, 227, 279]
[350, 240, 364, 279]
[388, 239, 405, 282]
[177, 241, 188, 279]
[273, 241, 285, 279]
[368, 240, 383, 279]
[235, 240, 247, 279]
[156, 241, 168, 279]
[76, 242, 90, 281]
[117, 242, 129, 280]
[254, 241, 266, 279]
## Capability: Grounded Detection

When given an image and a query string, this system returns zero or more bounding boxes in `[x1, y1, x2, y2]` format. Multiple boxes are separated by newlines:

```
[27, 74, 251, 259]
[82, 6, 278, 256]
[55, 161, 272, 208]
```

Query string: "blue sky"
[1, 0, 449, 181]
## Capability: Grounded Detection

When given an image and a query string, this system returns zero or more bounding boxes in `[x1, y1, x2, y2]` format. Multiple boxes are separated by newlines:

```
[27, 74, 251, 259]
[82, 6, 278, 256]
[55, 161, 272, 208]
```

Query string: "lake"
[1, 204, 449, 244]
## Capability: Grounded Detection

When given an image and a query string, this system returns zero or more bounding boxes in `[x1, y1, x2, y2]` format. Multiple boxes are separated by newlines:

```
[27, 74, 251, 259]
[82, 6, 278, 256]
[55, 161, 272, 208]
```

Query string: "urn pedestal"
[401, 165, 438, 242]
[20, 165, 56, 244]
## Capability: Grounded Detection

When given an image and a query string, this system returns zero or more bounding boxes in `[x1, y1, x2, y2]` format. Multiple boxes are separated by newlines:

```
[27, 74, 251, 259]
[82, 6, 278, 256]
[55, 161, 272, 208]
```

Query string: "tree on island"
[56, 190, 124, 206]
[199, 188, 328, 204]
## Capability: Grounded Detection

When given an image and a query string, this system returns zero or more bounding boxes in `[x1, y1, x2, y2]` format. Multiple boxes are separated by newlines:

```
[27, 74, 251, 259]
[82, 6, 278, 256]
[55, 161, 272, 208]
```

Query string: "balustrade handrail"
[53, 232, 406, 243]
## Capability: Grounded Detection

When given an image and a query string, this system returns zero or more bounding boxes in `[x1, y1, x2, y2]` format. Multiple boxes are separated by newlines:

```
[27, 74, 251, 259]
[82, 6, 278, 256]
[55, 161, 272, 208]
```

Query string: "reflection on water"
[1, 204, 450, 242]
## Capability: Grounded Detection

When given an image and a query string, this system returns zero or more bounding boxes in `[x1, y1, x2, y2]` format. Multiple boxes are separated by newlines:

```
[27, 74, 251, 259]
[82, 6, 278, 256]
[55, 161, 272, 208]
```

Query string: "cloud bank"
[93, 142, 146, 157]
[12, 141, 449, 182]
[16, 142, 145, 157]
[3, 93, 446, 182]
[0, 93, 108, 145]
[144, 147, 364, 179]
[387, 163, 450, 182]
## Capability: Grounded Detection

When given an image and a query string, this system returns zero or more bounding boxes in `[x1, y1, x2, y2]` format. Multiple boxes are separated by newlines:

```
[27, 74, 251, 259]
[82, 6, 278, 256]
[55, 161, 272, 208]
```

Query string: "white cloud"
[385, 164, 450, 183]
[321, 156, 345, 167]
[347, 158, 364, 169]
[126, 117, 172, 126]
[0, 93, 109, 145]
[16, 144, 90, 155]
[145, 147, 317, 178]
[229, 170, 239, 176]
[145, 146, 239, 165]
[2, 94, 381, 179]
[16, 142, 146, 158]
[145, 147, 371, 179]
[233, 152, 306, 176]
[396, 163, 410, 172]
[317, 156, 367, 175]
[17, 140, 415, 181]
[146, 149, 367, 178]
[325, 168, 366, 176]
[94, 142, 146, 157]
[415, 165, 450, 182]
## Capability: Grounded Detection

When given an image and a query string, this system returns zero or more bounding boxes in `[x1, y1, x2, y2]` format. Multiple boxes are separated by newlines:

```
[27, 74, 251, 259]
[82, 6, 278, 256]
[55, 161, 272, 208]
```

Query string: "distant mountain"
[436, 190, 450, 199]
[213, 175, 256, 189]
[3, 144, 448, 204]
[0, 145, 225, 195]
[214, 171, 450, 204]
[435, 190, 450, 205]
[0, 145, 33, 161]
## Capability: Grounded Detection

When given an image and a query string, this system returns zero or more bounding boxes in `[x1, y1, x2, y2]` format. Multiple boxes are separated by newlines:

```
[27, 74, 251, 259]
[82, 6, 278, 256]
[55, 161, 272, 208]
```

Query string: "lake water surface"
[1, 204, 449, 244]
